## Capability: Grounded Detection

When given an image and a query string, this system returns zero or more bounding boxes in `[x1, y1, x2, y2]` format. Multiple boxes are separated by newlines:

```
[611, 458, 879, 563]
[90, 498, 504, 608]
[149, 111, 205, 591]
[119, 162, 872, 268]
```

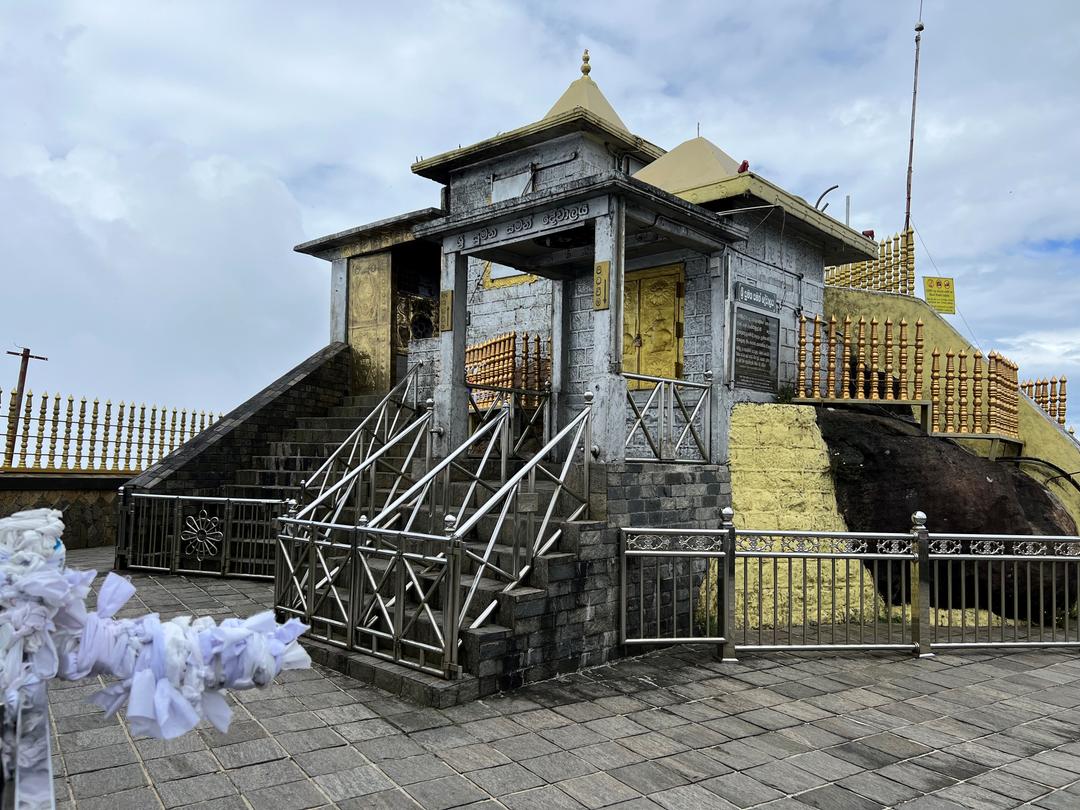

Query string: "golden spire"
[581, 49, 591, 77]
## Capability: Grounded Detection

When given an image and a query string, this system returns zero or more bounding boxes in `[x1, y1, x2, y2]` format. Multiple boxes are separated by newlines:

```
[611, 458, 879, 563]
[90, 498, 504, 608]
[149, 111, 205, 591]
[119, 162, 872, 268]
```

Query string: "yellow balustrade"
[0, 388, 221, 473]
[825, 228, 916, 296]
[797, 311, 1023, 440]
[1023, 376, 1068, 426]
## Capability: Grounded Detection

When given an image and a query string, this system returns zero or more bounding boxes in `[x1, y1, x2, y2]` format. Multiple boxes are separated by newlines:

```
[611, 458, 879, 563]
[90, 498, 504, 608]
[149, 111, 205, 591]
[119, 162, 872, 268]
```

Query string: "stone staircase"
[222, 392, 389, 501]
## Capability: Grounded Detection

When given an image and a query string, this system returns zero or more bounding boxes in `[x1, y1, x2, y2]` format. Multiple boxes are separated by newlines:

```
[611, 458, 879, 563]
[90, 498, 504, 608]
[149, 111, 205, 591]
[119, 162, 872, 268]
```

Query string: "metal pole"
[904, 15, 925, 233]
[721, 506, 738, 662]
[912, 510, 934, 657]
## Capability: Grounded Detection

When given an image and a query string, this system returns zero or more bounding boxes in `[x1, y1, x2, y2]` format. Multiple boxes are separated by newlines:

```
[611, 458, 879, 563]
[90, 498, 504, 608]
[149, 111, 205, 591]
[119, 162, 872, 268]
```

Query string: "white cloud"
[0, 0, 1078, 417]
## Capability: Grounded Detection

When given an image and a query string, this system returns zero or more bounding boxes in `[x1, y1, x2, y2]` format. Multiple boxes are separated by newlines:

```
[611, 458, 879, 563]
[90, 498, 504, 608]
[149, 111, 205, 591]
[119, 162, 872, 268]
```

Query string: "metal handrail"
[624, 372, 711, 462]
[367, 408, 511, 531]
[302, 362, 424, 502]
[293, 413, 432, 523]
[451, 396, 593, 630]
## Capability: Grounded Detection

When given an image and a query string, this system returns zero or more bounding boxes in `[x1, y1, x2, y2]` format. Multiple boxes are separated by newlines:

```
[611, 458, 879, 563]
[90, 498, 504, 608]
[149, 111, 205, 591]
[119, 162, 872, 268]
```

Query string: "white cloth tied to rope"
[1, 507, 311, 808]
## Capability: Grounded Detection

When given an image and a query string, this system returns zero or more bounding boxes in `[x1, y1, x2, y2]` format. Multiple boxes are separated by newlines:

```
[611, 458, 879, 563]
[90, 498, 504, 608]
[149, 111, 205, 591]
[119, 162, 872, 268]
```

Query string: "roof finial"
[581, 49, 591, 77]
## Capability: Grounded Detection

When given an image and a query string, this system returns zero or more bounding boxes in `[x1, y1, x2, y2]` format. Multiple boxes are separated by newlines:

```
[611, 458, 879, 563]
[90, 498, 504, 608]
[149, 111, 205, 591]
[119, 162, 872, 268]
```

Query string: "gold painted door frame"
[622, 264, 685, 388]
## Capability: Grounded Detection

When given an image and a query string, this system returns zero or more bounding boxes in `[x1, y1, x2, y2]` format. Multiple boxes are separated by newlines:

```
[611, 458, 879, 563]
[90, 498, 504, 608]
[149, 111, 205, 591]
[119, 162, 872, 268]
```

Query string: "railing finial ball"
[358, 514, 368, 526]
[912, 510, 927, 528]
[583, 391, 594, 404]
[443, 513, 458, 536]
[285, 498, 298, 516]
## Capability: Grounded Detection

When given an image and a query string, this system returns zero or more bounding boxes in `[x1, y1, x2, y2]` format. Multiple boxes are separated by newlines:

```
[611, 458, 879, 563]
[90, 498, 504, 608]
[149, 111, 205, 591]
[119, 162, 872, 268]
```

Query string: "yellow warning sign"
[923, 276, 956, 314]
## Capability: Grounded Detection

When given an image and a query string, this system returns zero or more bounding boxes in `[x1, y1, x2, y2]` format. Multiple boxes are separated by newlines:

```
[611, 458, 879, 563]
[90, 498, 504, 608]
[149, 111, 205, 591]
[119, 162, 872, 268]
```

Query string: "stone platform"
[47, 546, 1080, 809]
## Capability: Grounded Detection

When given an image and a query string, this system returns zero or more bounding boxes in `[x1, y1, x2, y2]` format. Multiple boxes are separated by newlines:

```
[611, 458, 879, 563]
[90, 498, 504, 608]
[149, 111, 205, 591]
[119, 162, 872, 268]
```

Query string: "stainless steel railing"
[119, 490, 288, 579]
[624, 372, 711, 463]
[621, 509, 1080, 658]
[275, 395, 594, 679]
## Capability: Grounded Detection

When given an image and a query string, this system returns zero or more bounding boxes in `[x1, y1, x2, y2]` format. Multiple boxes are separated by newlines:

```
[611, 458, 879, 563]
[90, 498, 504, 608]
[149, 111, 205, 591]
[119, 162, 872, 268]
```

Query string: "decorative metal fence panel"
[624, 373, 711, 463]
[1, 388, 220, 473]
[119, 491, 287, 579]
[274, 519, 461, 678]
[620, 509, 1080, 657]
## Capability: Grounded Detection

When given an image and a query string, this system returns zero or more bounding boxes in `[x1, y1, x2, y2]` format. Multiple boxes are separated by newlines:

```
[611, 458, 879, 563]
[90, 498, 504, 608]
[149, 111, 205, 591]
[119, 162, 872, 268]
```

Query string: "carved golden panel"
[623, 264, 684, 387]
[347, 252, 392, 392]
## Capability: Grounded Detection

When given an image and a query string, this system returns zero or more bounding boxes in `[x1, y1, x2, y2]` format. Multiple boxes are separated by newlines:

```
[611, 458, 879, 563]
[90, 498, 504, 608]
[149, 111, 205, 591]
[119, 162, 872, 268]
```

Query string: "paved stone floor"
[47, 547, 1080, 809]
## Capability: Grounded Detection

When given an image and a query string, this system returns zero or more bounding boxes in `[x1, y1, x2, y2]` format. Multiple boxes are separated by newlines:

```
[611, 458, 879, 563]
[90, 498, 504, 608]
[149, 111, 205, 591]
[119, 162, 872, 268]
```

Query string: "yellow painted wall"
[700, 403, 883, 629]
[825, 287, 1080, 525]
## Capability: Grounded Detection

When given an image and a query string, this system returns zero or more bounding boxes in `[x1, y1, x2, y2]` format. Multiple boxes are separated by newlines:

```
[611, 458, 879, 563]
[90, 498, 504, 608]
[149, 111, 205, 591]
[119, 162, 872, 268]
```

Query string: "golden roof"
[632, 136, 740, 195]
[542, 49, 629, 133]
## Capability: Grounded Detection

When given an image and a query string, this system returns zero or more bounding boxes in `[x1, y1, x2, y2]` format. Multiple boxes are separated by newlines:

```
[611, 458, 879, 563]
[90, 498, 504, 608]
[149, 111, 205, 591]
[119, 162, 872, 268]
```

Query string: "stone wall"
[128, 342, 351, 493]
[0, 474, 126, 549]
[729, 213, 826, 393]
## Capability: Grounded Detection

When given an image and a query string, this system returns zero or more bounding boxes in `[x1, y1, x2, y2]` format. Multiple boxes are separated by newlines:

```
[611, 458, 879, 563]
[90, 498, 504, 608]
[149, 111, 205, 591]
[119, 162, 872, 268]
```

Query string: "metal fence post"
[115, 486, 129, 569]
[721, 506, 738, 662]
[443, 514, 462, 679]
[274, 499, 297, 622]
[911, 510, 934, 657]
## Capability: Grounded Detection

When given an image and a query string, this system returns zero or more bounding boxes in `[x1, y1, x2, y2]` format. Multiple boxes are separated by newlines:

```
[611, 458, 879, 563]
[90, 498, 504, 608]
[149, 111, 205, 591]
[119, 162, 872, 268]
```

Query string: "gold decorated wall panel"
[347, 252, 393, 392]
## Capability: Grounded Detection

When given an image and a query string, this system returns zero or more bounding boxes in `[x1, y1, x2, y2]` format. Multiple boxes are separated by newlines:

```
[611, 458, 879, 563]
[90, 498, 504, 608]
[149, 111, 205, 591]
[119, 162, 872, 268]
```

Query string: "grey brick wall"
[127, 342, 351, 493]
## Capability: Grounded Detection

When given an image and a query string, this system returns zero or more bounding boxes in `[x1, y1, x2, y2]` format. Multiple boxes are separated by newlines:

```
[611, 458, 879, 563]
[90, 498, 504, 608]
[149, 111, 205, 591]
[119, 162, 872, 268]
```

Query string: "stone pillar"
[435, 250, 469, 454]
[709, 250, 731, 464]
[549, 278, 571, 432]
[330, 257, 347, 343]
[590, 197, 627, 463]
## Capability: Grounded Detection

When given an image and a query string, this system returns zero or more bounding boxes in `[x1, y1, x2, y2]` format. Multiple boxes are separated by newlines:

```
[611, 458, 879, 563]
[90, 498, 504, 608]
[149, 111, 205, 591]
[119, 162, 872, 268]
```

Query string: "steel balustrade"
[623, 372, 711, 463]
[621, 508, 1080, 658]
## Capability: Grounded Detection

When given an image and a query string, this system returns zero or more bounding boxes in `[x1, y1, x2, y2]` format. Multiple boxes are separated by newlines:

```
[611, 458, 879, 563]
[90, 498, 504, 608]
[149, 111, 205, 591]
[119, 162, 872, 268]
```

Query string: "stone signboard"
[732, 307, 779, 393]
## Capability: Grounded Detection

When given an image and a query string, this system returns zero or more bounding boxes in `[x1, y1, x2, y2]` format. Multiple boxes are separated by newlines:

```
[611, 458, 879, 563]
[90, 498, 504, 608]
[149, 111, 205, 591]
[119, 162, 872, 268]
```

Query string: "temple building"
[295, 51, 876, 467]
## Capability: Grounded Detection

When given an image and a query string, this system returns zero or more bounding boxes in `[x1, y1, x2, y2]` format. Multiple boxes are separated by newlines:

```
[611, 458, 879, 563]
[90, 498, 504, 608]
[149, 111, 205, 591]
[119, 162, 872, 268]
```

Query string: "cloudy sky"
[2, 1, 1079, 419]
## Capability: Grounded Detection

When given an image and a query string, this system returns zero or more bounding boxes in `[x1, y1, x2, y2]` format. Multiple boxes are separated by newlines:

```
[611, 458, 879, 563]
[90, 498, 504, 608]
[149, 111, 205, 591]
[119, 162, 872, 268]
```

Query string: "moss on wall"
[825, 287, 1080, 525]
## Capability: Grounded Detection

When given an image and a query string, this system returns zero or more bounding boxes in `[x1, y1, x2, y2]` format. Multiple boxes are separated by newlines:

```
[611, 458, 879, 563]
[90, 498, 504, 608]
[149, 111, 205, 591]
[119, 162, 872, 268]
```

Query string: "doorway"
[622, 264, 685, 387]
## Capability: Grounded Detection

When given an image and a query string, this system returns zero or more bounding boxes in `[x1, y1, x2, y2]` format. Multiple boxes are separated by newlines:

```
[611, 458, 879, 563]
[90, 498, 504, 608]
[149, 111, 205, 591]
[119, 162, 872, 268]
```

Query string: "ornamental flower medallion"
[181, 510, 223, 561]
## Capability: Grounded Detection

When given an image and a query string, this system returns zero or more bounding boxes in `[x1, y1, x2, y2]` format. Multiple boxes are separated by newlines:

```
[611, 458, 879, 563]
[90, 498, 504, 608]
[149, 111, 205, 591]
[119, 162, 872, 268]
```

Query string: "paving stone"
[403, 773, 488, 810]
[158, 772, 237, 808]
[744, 760, 827, 793]
[700, 771, 785, 808]
[573, 741, 647, 771]
[276, 727, 347, 755]
[63, 741, 138, 774]
[652, 750, 732, 782]
[74, 787, 160, 810]
[69, 763, 147, 800]
[227, 759, 308, 791]
[146, 749, 220, 782]
[337, 788, 422, 809]
[436, 741, 513, 772]
[651, 783, 738, 810]
[469, 762, 545, 795]
[837, 771, 921, 805]
[314, 765, 394, 801]
[795, 785, 881, 810]
[245, 778, 328, 810]
[558, 771, 643, 808]
[295, 744, 368, 776]
[609, 760, 689, 795]
[214, 737, 287, 769]
[493, 732, 562, 760]
[503, 784, 587, 809]
[522, 750, 597, 783]
[379, 753, 456, 786]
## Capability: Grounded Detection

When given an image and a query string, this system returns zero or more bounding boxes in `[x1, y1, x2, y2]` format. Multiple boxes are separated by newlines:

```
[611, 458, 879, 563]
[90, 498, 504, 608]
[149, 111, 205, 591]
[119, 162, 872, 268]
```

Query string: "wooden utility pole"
[4, 346, 48, 466]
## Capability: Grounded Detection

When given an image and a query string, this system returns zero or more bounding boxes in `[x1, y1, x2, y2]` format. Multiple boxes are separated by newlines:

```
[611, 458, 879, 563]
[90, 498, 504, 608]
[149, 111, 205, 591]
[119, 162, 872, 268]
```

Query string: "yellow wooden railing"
[797, 314, 1021, 440]
[465, 331, 550, 405]
[1023, 377, 1068, 426]
[1, 389, 220, 474]
[825, 228, 916, 297]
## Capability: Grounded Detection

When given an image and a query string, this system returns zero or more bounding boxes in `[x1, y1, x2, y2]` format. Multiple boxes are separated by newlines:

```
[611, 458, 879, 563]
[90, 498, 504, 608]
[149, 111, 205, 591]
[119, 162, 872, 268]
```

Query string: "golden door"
[622, 264, 685, 388]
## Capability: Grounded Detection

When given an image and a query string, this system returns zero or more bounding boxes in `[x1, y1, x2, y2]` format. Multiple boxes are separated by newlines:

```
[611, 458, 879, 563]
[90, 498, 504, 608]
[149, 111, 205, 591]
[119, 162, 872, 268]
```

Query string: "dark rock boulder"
[817, 405, 1077, 624]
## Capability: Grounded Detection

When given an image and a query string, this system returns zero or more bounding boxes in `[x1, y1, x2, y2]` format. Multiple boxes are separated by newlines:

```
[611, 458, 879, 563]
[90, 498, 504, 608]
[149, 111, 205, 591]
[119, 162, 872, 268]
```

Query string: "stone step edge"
[301, 635, 485, 708]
